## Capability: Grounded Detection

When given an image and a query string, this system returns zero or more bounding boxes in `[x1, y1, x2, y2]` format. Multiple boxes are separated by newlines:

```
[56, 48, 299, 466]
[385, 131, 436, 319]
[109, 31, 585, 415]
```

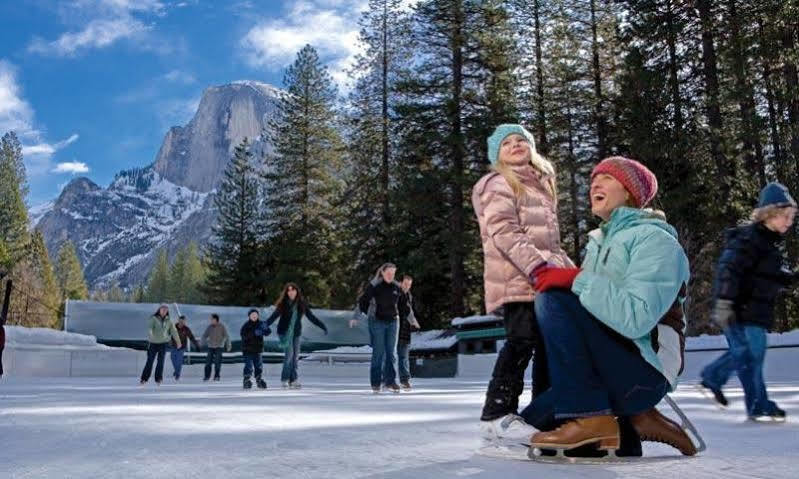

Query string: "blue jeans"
[701, 322, 777, 416]
[281, 334, 301, 382]
[521, 291, 668, 422]
[140, 343, 168, 383]
[396, 341, 411, 383]
[369, 318, 399, 387]
[243, 352, 264, 379]
[170, 348, 185, 379]
[204, 348, 223, 379]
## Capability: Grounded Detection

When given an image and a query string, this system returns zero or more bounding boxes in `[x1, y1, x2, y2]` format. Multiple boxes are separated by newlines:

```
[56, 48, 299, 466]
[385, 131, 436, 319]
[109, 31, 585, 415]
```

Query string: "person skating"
[700, 182, 796, 422]
[472, 124, 574, 444]
[353, 263, 411, 393]
[240, 309, 270, 389]
[265, 283, 328, 389]
[140, 305, 181, 385]
[201, 314, 232, 381]
[394, 274, 420, 390]
[525, 156, 696, 457]
[170, 315, 200, 381]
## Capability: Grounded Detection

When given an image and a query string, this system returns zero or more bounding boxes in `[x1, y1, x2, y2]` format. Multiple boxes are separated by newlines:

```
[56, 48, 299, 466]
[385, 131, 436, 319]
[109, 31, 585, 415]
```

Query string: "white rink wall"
[2, 325, 370, 378]
[2, 325, 798, 380]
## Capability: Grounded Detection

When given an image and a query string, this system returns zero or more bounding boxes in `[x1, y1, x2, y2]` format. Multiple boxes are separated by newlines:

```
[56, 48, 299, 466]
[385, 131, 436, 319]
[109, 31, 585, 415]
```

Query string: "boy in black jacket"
[701, 182, 797, 421]
[240, 309, 271, 389]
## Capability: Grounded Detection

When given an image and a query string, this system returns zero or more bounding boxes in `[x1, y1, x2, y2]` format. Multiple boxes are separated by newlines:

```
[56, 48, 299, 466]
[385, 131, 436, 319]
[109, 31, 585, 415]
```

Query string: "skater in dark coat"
[393, 275, 420, 390]
[140, 305, 181, 385]
[170, 315, 200, 381]
[700, 182, 796, 422]
[240, 309, 270, 389]
[265, 282, 328, 389]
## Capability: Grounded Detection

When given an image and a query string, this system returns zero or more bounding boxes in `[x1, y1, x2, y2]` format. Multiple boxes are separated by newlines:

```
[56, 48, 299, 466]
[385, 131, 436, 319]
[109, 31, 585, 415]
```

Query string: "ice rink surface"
[2, 372, 797, 479]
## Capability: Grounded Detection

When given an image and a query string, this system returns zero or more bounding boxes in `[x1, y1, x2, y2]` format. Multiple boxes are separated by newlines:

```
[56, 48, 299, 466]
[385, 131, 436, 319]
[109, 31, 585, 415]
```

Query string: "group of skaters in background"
[473, 123, 792, 459]
[138, 275, 420, 393]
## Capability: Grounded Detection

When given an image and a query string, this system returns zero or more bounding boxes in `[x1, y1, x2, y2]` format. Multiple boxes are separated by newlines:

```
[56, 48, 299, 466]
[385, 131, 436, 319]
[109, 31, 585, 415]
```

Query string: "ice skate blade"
[748, 416, 787, 424]
[526, 447, 697, 465]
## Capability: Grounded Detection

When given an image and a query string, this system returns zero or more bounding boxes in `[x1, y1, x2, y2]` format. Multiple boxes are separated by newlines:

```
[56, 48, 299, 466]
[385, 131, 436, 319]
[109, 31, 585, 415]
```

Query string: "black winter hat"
[247, 308, 260, 317]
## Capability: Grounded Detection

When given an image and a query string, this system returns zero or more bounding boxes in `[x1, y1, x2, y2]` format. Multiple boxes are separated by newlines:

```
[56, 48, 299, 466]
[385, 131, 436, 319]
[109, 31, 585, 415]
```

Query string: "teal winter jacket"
[571, 207, 690, 389]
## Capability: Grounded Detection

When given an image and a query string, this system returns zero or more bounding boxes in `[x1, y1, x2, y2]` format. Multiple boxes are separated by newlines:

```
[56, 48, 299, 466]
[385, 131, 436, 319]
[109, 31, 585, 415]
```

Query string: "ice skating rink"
[1, 367, 797, 479]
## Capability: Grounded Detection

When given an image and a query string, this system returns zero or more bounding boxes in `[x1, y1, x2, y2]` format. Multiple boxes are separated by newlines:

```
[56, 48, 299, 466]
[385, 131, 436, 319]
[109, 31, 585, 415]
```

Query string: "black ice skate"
[256, 377, 267, 389]
[243, 377, 253, 389]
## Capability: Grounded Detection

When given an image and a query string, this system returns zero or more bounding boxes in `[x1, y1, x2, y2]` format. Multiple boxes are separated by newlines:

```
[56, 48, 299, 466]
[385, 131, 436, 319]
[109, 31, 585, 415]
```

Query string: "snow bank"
[4, 325, 110, 350]
[450, 315, 501, 327]
[410, 329, 456, 351]
[687, 329, 799, 350]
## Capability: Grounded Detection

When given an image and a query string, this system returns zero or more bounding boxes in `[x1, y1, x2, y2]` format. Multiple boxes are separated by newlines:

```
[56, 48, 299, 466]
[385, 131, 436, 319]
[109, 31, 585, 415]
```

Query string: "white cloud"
[28, 18, 150, 56]
[0, 61, 78, 176]
[53, 161, 90, 174]
[240, 1, 367, 87]
[27, 0, 168, 57]
[163, 69, 196, 84]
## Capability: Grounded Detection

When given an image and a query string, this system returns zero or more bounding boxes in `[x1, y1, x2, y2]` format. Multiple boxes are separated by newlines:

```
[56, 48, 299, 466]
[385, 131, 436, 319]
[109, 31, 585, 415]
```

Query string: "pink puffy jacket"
[472, 168, 574, 313]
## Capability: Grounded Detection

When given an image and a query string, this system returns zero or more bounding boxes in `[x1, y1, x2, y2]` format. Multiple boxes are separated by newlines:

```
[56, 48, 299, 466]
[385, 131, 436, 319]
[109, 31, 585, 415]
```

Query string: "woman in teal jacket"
[525, 157, 696, 457]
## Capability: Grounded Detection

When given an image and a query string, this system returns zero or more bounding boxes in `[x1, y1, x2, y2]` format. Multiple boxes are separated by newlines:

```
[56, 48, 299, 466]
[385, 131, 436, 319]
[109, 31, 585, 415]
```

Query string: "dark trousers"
[140, 343, 168, 383]
[243, 352, 263, 379]
[525, 291, 668, 419]
[481, 302, 549, 421]
[0, 346, 4, 376]
[702, 322, 777, 416]
[204, 347, 223, 379]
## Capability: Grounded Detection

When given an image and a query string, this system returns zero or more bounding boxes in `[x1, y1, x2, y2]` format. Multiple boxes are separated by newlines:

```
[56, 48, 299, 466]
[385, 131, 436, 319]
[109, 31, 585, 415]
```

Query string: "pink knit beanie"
[591, 156, 658, 208]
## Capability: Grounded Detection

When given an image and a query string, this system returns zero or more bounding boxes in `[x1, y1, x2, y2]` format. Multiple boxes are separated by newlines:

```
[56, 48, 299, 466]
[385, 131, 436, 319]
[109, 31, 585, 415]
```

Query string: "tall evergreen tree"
[28, 230, 61, 327]
[0, 131, 31, 265]
[145, 249, 170, 303]
[204, 138, 265, 305]
[168, 246, 188, 302]
[184, 241, 207, 304]
[263, 45, 344, 306]
[342, 0, 411, 288]
[55, 240, 88, 301]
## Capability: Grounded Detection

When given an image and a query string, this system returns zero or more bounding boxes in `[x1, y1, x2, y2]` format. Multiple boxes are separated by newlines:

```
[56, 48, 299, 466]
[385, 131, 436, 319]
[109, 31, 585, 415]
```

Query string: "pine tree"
[263, 45, 344, 306]
[204, 138, 264, 305]
[0, 131, 31, 265]
[184, 241, 206, 304]
[168, 246, 188, 302]
[55, 240, 89, 301]
[342, 0, 411, 288]
[145, 249, 170, 303]
[106, 281, 126, 303]
[28, 230, 61, 327]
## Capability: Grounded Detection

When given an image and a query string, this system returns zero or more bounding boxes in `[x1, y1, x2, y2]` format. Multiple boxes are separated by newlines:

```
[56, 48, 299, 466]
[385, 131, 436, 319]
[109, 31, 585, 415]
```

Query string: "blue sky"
[0, 0, 380, 206]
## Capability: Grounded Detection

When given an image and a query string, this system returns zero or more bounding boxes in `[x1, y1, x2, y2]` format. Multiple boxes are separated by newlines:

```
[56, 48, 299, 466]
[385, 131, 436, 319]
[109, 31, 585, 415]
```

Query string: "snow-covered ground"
[1, 369, 797, 478]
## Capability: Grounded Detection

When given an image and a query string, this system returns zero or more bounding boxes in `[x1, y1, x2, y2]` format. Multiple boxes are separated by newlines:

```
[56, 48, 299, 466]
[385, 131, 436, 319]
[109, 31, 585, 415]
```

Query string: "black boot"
[481, 380, 516, 421]
[243, 376, 253, 389]
[256, 377, 267, 389]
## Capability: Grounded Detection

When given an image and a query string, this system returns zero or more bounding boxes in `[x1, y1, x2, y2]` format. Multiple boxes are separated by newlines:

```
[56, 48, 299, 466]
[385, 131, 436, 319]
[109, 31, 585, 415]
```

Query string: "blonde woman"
[473, 124, 573, 442]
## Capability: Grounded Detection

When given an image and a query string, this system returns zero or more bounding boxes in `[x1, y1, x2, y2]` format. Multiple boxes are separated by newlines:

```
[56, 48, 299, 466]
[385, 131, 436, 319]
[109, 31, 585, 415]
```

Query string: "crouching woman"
[527, 157, 696, 456]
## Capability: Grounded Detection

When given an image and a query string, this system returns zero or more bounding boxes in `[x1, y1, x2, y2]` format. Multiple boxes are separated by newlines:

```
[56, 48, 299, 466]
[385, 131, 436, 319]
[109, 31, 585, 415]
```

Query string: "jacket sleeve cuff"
[571, 270, 593, 295]
[525, 259, 547, 277]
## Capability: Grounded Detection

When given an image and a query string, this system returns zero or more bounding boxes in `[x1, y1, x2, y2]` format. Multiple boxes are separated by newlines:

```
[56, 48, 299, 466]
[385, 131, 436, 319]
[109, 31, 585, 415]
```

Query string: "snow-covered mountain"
[35, 81, 281, 288]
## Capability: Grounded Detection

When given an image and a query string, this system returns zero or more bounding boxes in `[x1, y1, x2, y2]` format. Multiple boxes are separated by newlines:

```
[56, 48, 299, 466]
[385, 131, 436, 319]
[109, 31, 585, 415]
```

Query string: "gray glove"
[712, 299, 735, 329]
